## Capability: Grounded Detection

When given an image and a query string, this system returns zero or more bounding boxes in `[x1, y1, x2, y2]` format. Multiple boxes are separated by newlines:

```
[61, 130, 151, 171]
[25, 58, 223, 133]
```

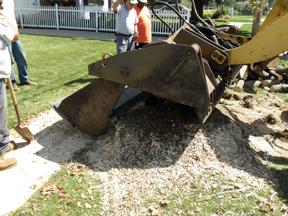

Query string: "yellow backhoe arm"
[227, 12, 288, 65]
[258, 0, 288, 32]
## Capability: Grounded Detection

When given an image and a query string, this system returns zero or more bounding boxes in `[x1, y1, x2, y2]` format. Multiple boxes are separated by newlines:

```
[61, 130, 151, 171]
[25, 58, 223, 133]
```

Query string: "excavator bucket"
[51, 0, 288, 137]
[51, 78, 125, 136]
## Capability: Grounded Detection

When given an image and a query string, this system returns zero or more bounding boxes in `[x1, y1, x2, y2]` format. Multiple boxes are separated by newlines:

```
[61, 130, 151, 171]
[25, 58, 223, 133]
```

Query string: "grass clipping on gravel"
[12, 162, 103, 215]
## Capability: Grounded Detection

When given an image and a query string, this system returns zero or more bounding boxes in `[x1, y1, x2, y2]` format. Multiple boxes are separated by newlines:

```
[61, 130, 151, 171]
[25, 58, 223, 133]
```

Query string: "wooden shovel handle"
[7, 78, 21, 126]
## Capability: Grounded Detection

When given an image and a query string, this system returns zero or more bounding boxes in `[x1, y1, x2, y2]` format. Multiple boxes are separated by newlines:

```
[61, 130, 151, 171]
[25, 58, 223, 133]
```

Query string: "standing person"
[134, 0, 151, 49]
[3, 0, 37, 92]
[0, 2, 18, 171]
[112, 0, 139, 54]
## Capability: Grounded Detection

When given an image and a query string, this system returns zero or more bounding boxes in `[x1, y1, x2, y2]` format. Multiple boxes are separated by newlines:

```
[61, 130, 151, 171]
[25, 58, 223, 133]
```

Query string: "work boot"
[13, 86, 20, 91]
[22, 81, 37, 86]
[0, 158, 18, 171]
[0, 141, 18, 159]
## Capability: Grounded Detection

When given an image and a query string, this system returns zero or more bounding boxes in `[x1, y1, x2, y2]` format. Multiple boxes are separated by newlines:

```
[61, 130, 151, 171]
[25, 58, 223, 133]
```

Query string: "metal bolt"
[186, 50, 192, 56]
[213, 52, 218, 57]
[119, 68, 128, 78]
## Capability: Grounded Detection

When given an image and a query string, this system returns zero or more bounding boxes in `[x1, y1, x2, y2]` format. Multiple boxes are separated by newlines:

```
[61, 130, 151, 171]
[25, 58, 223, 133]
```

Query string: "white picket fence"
[14, 4, 190, 36]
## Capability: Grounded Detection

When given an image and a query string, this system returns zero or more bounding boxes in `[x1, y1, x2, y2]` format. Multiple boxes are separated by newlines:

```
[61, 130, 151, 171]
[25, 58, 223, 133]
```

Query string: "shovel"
[7, 78, 34, 142]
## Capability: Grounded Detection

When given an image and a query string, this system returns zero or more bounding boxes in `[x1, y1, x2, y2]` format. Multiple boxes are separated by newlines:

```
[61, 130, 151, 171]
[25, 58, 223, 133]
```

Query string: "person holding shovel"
[0, 1, 18, 171]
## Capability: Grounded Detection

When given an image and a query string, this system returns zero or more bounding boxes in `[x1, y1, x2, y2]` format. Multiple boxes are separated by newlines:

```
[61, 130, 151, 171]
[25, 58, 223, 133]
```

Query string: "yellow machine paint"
[227, 13, 288, 65]
[258, 0, 288, 32]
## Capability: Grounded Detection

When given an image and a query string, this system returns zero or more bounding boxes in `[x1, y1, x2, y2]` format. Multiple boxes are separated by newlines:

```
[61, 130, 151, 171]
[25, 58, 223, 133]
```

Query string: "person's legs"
[127, 35, 135, 51]
[10, 68, 18, 87]
[135, 43, 148, 49]
[11, 39, 29, 85]
[116, 35, 129, 54]
[0, 79, 9, 156]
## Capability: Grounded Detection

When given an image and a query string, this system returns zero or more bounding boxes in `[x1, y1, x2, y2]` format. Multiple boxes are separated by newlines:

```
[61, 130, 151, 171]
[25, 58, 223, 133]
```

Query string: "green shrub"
[233, 10, 241, 15]
[212, 6, 230, 19]
[51, 0, 60, 5]
[203, 12, 213, 19]
[211, 10, 220, 19]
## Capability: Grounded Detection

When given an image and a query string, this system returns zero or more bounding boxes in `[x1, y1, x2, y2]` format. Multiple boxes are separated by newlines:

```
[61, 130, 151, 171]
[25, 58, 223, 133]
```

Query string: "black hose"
[151, 1, 204, 35]
[151, 2, 175, 34]
[190, 0, 209, 27]
[150, 1, 233, 50]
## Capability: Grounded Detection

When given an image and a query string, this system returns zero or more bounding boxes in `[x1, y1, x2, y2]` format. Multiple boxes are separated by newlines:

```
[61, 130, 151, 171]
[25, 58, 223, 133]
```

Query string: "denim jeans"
[0, 79, 9, 156]
[9, 39, 29, 86]
[116, 34, 135, 54]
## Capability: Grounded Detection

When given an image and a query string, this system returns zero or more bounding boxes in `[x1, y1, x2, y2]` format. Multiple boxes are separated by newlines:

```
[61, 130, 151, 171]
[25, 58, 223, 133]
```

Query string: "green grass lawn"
[238, 23, 253, 37]
[214, 14, 266, 25]
[228, 15, 254, 22]
[7, 35, 116, 128]
[13, 162, 103, 215]
[212, 16, 254, 24]
[228, 15, 267, 22]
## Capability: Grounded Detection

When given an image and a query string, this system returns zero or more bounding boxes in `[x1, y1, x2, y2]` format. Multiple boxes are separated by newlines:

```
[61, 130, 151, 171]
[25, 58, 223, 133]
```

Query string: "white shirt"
[115, 5, 138, 35]
[2, 0, 18, 30]
[0, 15, 15, 78]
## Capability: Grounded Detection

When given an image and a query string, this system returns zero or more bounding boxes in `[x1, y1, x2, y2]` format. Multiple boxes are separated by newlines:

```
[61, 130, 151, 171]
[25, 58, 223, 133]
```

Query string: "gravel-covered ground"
[0, 91, 287, 215]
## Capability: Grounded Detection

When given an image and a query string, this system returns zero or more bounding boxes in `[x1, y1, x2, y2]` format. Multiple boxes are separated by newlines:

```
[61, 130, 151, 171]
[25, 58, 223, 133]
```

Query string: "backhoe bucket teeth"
[51, 78, 125, 137]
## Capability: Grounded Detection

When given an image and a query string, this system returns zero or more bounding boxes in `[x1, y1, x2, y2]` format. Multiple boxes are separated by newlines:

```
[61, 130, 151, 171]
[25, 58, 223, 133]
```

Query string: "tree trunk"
[268, 70, 283, 81]
[261, 79, 281, 87]
[270, 84, 288, 93]
[282, 73, 288, 81]
[190, 0, 203, 22]
[250, 64, 270, 78]
[251, 0, 264, 37]
[237, 65, 248, 79]
[245, 80, 262, 88]
[275, 66, 288, 75]
[233, 79, 245, 92]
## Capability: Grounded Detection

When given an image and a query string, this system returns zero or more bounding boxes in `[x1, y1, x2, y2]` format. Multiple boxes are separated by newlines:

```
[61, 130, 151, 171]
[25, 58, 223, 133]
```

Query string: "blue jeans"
[9, 39, 29, 86]
[116, 34, 135, 54]
[0, 79, 9, 156]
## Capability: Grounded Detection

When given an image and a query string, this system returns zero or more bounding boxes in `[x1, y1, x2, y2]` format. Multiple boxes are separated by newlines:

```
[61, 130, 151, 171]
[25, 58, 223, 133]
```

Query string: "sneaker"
[22, 81, 37, 85]
[0, 141, 18, 159]
[13, 86, 20, 91]
[0, 158, 18, 171]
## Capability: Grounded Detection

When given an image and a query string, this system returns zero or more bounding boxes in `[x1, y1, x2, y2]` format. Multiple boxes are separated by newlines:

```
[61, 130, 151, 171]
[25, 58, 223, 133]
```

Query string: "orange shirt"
[134, 6, 152, 43]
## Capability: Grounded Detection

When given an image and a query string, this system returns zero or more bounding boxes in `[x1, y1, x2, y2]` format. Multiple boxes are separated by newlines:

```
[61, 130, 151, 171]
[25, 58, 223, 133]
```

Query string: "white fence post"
[18, 3, 23, 28]
[95, 5, 98, 32]
[55, 4, 59, 30]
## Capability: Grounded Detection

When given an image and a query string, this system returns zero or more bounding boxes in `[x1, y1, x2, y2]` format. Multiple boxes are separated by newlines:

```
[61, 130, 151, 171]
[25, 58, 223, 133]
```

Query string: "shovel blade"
[13, 126, 34, 142]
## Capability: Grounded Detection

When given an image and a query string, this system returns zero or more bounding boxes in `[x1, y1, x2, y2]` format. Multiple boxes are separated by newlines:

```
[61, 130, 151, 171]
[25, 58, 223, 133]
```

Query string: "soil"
[0, 90, 287, 215]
